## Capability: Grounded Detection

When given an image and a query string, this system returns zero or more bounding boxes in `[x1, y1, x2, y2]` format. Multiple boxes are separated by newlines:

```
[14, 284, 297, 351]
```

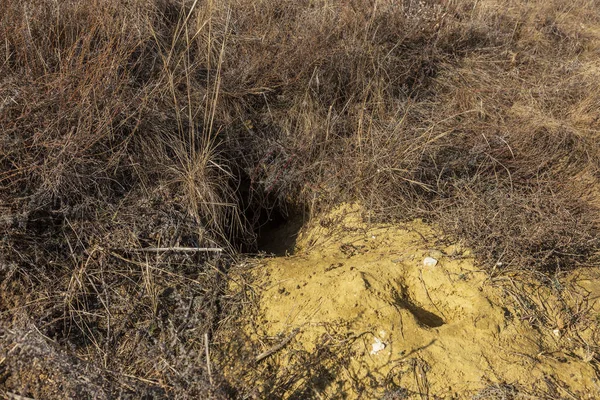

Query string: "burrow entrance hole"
[254, 205, 304, 255]
[236, 174, 305, 256]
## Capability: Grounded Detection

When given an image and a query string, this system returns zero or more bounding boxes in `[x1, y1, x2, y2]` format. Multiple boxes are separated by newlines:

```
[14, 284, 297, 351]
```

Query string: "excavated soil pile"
[249, 205, 600, 398]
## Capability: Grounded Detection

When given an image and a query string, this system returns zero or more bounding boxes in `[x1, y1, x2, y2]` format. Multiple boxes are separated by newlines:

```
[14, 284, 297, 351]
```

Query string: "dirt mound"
[250, 205, 600, 398]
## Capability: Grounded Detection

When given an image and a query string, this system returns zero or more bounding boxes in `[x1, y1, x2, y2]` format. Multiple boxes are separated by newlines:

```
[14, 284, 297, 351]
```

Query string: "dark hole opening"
[255, 206, 304, 256]
[235, 172, 304, 256]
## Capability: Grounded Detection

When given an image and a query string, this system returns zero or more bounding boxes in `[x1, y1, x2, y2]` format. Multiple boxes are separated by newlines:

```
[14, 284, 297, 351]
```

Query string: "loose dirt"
[249, 204, 600, 398]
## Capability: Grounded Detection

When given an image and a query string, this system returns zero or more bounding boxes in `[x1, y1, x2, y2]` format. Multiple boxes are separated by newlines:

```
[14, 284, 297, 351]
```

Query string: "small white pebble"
[423, 257, 438, 267]
[370, 338, 386, 355]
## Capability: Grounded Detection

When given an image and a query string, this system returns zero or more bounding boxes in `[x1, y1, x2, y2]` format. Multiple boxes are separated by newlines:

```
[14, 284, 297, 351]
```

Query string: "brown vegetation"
[2, 0, 600, 397]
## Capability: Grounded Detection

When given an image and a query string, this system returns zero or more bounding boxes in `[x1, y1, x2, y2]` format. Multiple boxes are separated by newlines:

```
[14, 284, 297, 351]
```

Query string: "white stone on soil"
[370, 337, 386, 355]
[423, 256, 438, 267]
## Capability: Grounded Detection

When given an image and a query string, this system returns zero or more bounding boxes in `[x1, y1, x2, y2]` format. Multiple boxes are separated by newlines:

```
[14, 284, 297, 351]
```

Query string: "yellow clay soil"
[250, 204, 600, 398]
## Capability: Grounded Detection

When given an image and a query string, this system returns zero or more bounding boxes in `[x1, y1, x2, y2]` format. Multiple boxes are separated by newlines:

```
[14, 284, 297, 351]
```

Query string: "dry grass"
[2, 0, 600, 397]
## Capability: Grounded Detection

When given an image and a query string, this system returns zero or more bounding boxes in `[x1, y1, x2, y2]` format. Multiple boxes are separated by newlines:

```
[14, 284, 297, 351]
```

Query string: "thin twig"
[205, 333, 213, 385]
[255, 328, 300, 362]
[124, 247, 223, 253]
[122, 373, 166, 387]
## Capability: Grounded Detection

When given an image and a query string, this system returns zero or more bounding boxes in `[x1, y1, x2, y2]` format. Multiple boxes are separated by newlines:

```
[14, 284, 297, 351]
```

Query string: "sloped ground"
[245, 205, 600, 398]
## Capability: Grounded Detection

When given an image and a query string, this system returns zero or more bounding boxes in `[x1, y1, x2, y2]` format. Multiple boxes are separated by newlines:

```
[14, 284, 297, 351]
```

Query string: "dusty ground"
[248, 205, 600, 398]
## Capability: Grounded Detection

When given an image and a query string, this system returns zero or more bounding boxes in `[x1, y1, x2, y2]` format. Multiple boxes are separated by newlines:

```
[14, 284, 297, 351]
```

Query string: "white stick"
[127, 247, 223, 253]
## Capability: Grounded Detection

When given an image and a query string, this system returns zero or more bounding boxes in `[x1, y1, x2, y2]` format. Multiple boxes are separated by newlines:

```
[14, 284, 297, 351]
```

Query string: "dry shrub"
[0, 327, 166, 399]
[2, 0, 600, 397]
[1, 2, 243, 396]
[437, 183, 600, 272]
